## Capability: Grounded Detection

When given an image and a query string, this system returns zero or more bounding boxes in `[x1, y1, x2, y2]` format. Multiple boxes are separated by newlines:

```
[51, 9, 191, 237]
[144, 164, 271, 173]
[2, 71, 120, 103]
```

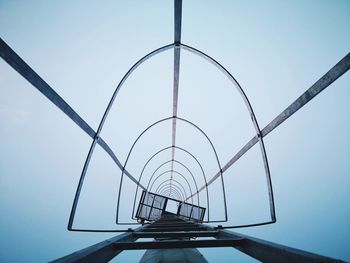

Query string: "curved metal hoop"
[150, 170, 194, 204]
[159, 189, 182, 201]
[71, 42, 275, 231]
[154, 177, 187, 201]
[159, 188, 182, 201]
[153, 175, 190, 202]
[132, 147, 206, 221]
[156, 180, 186, 201]
[180, 43, 275, 224]
[146, 160, 199, 206]
[117, 116, 226, 224]
[68, 44, 174, 231]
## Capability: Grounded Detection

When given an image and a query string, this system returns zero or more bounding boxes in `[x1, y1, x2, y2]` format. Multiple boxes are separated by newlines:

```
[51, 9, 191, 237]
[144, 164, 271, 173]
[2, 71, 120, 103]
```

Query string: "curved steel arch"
[68, 43, 174, 231]
[180, 43, 275, 223]
[132, 145, 210, 221]
[118, 116, 224, 223]
[71, 41, 274, 228]
[158, 184, 184, 201]
[154, 178, 187, 201]
[159, 189, 182, 201]
[5, 0, 347, 232]
[132, 146, 207, 221]
[147, 160, 199, 197]
[152, 174, 189, 201]
[131, 158, 200, 220]
[156, 180, 186, 201]
[159, 191, 181, 202]
[146, 160, 199, 206]
[149, 170, 194, 204]
[151, 171, 193, 203]
[159, 186, 183, 201]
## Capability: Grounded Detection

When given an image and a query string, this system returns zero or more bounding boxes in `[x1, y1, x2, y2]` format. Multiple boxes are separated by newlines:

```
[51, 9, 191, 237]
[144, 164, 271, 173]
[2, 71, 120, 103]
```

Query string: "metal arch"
[152, 175, 189, 202]
[132, 145, 210, 222]
[158, 188, 183, 204]
[149, 170, 194, 204]
[118, 116, 224, 223]
[159, 190, 182, 202]
[178, 48, 350, 228]
[67, 43, 175, 231]
[180, 43, 275, 223]
[145, 159, 200, 207]
[168, 160, 200, 206]
[147, 160, 199, 198]
[132, 147, 206, 221]
[117, 116, 171, 223]
[2, 33, 267, 228]
[159, 187, 183, 201]
[151, 171, 193, 204]
[159, 187, 181, 198]
[172, 160, 199, 193]
[1, 0, 346, 233]
[91, 49, 348, 230]
[154, 178, 188, 202]
[175, 117, 227, 220]
[176, 116, 223, 178]
[159, 189, 182, 202]
[95, 42, 174, 135]
[160, 191, 181, 202]
[158, 184, 184, 201]
[157, 182, 186, 201]
[214, 52, 350, 188]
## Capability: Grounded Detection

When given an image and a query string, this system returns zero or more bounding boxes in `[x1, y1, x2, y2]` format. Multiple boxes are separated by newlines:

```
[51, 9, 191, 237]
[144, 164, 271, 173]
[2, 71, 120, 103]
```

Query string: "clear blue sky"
[0, 0, 349, 262]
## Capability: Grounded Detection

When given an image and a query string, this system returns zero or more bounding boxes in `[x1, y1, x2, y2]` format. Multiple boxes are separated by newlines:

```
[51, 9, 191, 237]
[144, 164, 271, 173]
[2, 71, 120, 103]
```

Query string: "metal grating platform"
[135, 191, 206, 223]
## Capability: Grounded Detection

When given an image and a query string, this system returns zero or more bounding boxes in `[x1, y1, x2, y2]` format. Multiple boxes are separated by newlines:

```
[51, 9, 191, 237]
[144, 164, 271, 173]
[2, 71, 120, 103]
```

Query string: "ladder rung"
[142, 226, 208, 232]
[112, 238, 244, 250]
[133, 230, 219, 238]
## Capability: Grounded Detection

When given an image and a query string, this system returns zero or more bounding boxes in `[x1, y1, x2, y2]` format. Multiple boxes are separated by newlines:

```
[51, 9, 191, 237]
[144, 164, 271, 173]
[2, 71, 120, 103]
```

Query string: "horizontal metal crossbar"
[133, 230, 219, 238]
[142, 226, 209, 232]
[53, 214, 344, 262]
[148, 222, 195, 228]
[112, 238, 242, 250]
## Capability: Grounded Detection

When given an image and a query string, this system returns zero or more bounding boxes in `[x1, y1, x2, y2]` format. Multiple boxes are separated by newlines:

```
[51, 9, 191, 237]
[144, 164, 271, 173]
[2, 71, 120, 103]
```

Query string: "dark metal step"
[112, 238, 243, 250]
[142, 226, 209, 232]
[133, 230, 219, 238]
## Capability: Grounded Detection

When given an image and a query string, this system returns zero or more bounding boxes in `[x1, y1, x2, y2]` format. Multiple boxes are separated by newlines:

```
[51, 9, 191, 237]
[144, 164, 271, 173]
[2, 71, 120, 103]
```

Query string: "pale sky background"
[0, 0, 349, 262]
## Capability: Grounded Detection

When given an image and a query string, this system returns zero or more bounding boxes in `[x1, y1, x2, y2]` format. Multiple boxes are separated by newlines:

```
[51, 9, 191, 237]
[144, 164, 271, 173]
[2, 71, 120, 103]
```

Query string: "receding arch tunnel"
[150, 171, 194, 204]
[131, 146, 207, 221]
[117, 116, 226, 224]
[69, 42, 275, 230]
